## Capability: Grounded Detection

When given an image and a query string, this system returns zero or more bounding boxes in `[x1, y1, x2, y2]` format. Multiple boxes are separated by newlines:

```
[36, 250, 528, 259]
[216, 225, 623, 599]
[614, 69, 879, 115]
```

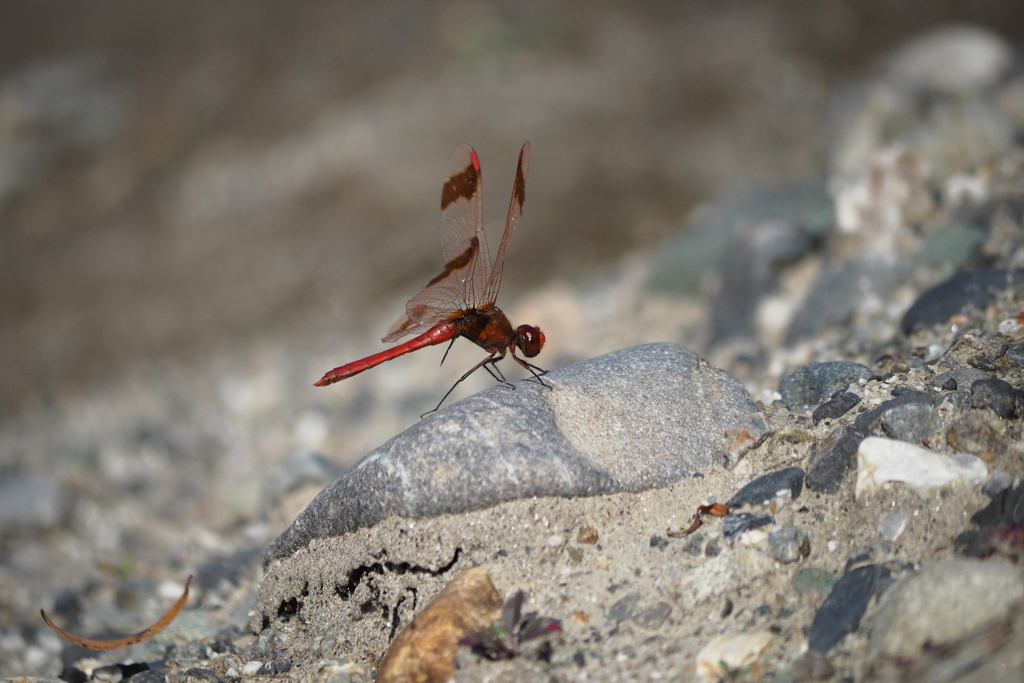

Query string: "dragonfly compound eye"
[517, 325, 545, 357]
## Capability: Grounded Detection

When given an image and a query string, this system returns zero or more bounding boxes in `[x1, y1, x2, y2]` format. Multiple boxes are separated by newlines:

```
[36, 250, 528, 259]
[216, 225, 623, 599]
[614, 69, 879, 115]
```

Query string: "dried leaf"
[41, 575, 192, 651]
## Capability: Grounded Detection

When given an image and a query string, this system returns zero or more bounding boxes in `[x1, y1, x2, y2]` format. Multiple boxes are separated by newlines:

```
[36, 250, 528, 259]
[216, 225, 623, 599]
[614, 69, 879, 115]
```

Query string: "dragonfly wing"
[482, 142, 529, 306]
[440, 144, 491, 308]
[382, 235, 481, 342]
[384, 145, 492, 342]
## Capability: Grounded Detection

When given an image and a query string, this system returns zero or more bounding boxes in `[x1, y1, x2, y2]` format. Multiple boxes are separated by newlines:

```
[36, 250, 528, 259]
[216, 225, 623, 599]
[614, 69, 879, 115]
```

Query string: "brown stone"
[376, 567, 503, 683]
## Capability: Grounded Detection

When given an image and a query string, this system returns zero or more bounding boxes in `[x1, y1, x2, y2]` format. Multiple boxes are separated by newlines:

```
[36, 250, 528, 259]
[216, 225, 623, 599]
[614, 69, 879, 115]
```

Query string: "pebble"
[779, 361, 873, 411]
[901, 269, 1024, 334]
[696, 632, 773, 683]
[855, 436, 988, 499]
[808, 563, 889, 653]
[726, 467, 805, 508]
[811, 391, 860, 425]
[633, 602, 672, 630]
[608, 593, 641, 622]
[868, 559, 1024, 663]
[931, 366, 992, 391]
[267, 344, 759, 562]
[877, 510, 910, 541]
[853, 389, 933, 432]
[722, 512, 773, 538]
[792, 567, 837, 596]
[944, 413, 1005, 456]
[768, 524, 810, 563]
[806, 424, 866, 493]
[1006, 341, 1024, 367]
[970, 378, 1022, 419]
[376, 568, 502, 683]
[971, 482, 1024, 528]
[878, 400, 941, 442]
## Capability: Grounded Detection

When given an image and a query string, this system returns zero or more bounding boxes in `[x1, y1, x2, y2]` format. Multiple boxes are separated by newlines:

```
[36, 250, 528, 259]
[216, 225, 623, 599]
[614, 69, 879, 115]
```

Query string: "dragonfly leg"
[511, 349, 551, 389]
[421, 351, 500, 418]
[439, 337, 458, 366]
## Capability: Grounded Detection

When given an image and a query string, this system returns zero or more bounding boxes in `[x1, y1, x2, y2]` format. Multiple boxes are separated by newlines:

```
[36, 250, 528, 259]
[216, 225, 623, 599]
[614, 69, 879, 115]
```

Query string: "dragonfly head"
[515, 325, 545, 358]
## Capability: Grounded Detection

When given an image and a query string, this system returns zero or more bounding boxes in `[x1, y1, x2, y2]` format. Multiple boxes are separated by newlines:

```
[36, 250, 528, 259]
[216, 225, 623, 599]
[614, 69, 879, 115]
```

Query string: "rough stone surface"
[779, 361, 873, 411]
[266, 343, 759, 563]
[868, 559, 1024, 662]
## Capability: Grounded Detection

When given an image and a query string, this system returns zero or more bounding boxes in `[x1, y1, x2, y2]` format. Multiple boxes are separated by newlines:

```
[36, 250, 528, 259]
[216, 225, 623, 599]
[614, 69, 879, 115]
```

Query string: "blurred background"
[4, 0, 1024, 420]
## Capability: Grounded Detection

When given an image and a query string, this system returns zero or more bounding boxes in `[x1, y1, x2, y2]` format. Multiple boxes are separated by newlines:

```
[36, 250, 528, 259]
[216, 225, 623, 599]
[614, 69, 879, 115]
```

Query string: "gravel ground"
[3, 6, 1024, 683]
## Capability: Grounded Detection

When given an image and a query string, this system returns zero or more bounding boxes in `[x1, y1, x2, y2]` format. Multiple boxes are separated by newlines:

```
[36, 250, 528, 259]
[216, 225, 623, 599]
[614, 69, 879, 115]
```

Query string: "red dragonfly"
[315, 142, 547, 412]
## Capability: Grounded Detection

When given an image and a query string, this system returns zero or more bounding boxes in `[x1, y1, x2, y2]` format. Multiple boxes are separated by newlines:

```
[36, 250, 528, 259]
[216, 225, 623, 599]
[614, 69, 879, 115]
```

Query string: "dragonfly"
[315, 142, 548, 412]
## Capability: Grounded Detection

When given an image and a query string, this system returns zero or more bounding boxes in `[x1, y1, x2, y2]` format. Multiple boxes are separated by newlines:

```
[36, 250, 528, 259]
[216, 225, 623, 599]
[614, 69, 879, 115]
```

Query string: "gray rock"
[932, 366, 992, 391]
[722, 512, 773, 538]
[971, 378, 1022, 419]
[779, 361, 873, 411]
[806, 424, 867, 493]
[727, 467, 805, 508]
[1006, 341, 1024, 367]
[768, 524, 810, 563]
[879, 401, 941, 442]
[812, 391, 860, 425]
[809, 563, 889, 653]
[869, 559, 1024, 663]
[266, 344, 758, 563]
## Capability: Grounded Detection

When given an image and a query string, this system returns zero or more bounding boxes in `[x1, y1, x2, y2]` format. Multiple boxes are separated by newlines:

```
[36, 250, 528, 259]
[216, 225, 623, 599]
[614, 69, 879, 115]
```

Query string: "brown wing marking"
[383, 236, 480, 342]
[482, 142, 529, 306]
[41, 575, 192, 651]
[384, 145, 491, 342]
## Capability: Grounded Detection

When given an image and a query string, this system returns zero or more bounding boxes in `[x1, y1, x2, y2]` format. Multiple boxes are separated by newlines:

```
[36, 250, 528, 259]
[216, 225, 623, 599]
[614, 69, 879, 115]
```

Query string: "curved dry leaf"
[667, 502, 730, 537]
[41, 575, 192, 651]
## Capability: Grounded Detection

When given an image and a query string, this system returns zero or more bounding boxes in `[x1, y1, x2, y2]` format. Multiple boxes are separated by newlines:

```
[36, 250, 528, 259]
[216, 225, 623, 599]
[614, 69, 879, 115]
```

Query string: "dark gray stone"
[808, 563, 889, 653]
[932, 366, 992, 390]
[779, 361, 873, 411]
[722, 512, 773, 538]
[727, 467, 805, 508]
[1006, 341, 1024, 367]
[853, 389, 933, 433]
[812, 391, 860, 425]
[901, 269, 1024, 334]
[971, 378, 1022, 419]
[266, 344, 759, 563]
[971, 483, 1024, 528]
[806, 425, 867, 493]
[880, 401, 941, 442]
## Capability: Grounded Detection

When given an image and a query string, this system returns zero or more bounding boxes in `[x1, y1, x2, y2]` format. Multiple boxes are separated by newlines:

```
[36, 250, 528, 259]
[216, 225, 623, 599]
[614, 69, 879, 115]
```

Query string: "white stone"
[697, 632, 773, 682]
[855, 437, 987, 499]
